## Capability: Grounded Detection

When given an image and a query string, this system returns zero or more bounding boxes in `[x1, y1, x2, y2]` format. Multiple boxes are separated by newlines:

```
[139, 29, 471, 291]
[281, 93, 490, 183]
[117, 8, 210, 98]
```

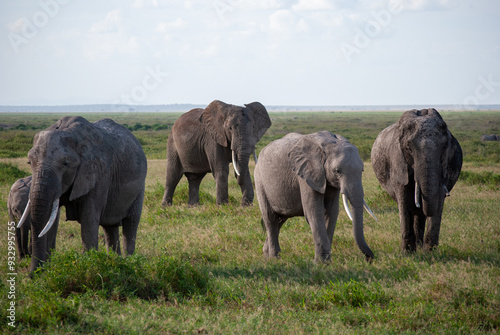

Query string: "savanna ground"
[0, 110, 499, 334]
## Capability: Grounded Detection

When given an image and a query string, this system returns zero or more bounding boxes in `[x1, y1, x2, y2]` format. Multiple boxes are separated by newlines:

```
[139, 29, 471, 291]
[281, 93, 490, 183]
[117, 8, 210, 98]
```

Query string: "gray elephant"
[371, 109, 462, 252]
[481, 134, 499, 141]
[254, 131, 376, 262]
[161, 100, 271, 207]
[18, 116, 147, 274]
[8, 176, 59, 260]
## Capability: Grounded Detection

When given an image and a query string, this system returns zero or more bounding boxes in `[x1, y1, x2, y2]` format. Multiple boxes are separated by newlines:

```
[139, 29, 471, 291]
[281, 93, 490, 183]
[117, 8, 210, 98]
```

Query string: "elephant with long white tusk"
[371, 109, 463, 252]
[255, 131, 376, 262]
[161, 100, 271, 207]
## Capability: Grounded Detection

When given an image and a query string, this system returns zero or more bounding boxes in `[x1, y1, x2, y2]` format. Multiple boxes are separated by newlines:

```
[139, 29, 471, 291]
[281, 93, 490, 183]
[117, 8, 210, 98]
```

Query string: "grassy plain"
[0, 110, 499, 334]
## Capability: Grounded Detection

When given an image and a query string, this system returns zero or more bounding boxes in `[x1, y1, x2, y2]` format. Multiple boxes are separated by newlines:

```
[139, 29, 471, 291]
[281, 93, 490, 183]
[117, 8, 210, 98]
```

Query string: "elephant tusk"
[253, 151, 258, 164]
[342, 194, 353, 221]
[232, 150, 241, 176]
[17, 199, 31, 229]
[363, 200, 378, 221]
[415, 181, 421, 208]
[443, 185, 450, 197]
[38, 198, 59, 238]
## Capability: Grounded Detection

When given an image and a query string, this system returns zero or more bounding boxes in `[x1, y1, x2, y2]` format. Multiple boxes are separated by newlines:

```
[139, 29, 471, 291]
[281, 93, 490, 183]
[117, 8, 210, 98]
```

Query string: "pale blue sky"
[0, 0, 499, 107]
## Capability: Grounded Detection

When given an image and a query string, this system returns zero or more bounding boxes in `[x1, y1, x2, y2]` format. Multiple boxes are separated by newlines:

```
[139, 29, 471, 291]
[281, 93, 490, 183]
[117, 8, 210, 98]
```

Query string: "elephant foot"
[423, 243, 438, 252]
[161, 199, 172, 207]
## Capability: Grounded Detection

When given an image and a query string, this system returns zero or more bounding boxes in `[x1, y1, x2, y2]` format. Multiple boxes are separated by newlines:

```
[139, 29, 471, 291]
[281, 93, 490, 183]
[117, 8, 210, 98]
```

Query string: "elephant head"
[289, 131, 376, 260]
[201, 100, 271, 203]
[8, 176, 33, 259]
[397, 109, 462, 217]
[20, 116, 108, 273]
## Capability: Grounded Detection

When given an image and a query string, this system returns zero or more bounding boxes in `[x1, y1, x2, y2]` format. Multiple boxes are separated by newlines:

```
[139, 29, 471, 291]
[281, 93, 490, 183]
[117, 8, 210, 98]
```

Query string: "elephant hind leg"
[103, 225, 121, 255]
[162, 151, 183, 207]
[186, 172, 207, 206]
[262, 212, 287, 258]
[122, 190, 144, 255]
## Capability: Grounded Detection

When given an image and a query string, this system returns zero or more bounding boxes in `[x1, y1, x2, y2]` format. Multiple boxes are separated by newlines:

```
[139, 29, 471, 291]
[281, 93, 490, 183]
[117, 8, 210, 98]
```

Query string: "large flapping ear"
[66, 118, 107, 201]
[445, 134, 463, 191]
[200, 100, 231, 147]
[244, 102, 272, 143]
[288, 136, 326, 194]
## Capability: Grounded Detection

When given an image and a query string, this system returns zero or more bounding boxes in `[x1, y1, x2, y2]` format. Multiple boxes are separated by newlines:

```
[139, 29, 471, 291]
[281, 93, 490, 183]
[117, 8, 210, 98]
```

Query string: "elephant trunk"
[342, 182, 374, 261]
[415, 163, 442, 217]
[29, 168, 60, 274]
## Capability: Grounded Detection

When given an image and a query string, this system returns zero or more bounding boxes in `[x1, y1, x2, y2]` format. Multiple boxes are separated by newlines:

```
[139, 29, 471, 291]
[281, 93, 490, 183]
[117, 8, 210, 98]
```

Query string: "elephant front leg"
[214, 169, 229, 205]
[302, 189, 331, 262]
[423, 199, 444, 251]
[237, 172, 254, 206]
[398, 189, 416, 252]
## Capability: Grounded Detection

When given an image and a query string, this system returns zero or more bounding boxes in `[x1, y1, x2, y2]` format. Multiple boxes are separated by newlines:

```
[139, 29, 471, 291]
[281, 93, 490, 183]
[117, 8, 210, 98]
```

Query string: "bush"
[0, 163, 30, 184]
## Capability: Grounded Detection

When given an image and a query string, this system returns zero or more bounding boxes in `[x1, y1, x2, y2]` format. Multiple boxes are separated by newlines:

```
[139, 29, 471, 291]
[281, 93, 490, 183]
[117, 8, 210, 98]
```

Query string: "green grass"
[0, 110, 499, 334]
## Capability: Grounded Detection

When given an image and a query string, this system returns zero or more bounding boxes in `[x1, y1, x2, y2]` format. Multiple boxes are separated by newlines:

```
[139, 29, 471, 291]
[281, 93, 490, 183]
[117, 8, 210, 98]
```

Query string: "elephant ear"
[244, 102, 272, 143]
[445, 133, 463, 191]
[288, 136, 326, 194]
[200, 100, 230, 147]
[67, 119, 107, 201]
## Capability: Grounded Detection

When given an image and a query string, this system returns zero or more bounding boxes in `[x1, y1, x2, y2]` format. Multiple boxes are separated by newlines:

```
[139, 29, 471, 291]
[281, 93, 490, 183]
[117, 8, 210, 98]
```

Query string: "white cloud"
[155, 18, 187, 33]
[267, 10, 308, 33]
[89, 10, 121, 33]
[292, 0, 334, 11]
[388, 0, 457, 11]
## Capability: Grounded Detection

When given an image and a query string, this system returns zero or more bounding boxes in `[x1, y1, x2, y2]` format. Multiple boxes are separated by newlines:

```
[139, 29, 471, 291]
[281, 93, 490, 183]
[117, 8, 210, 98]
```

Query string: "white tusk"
[363, 200, 378, 221]
[38, 198, 59, 238]
[17, 199, 31, 229]
[253, 151, 258, 164]
[232, 150, 241, 176]
[443, 185, 450, 197]
[342, 194, 353, 221]
[415, 181, 421, 208]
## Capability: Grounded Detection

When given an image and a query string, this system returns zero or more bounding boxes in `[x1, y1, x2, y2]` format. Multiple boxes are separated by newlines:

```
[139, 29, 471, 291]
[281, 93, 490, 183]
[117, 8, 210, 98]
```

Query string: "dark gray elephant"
[18, 116, 147, 274]
[371, 109, 462, 252]
[254, 131, 376, 262]
[8, 176, 59, 260]
[161, 100, 271, 206]
[481, 134, 499, 141]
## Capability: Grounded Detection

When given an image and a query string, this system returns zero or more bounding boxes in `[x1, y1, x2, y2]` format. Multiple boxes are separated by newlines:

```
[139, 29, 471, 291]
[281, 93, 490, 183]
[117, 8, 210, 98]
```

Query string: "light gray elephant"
[18, 116, 147, 274]
[254, 131, 376, 262]
[161, 100, 271, 207]
[8, 176, 59, 260]
[371, 109, 462, 252]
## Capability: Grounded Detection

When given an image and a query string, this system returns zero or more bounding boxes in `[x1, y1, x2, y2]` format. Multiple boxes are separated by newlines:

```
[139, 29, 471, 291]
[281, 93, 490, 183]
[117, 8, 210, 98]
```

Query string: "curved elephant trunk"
[29, 168, 60, 273]
[415, 161, 442, 217]
[341, 182, 374, 261]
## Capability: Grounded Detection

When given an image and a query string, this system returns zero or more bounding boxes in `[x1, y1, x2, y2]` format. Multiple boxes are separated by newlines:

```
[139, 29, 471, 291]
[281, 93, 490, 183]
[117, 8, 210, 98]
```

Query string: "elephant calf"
[371, 109, 462, 252]
[255, 131, 376, 262]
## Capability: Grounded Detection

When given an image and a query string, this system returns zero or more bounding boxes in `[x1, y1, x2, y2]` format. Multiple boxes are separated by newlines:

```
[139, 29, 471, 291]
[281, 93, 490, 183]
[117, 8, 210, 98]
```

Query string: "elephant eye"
[63, 160, 69, 167]
[335, 168, 342, 174]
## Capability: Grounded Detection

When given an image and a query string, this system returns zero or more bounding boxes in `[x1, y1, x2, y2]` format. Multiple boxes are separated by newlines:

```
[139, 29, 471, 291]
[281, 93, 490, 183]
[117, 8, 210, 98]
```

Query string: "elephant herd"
[8, 102, 463, 275]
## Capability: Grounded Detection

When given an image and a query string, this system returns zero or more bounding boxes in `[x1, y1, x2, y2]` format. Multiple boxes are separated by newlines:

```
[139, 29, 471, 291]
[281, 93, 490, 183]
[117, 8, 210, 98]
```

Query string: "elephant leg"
[213, 168, 229, 205]
[80, 202, 102, 252]
[103, 225, 121, 255]
[423, 199, 444, 251]
[186, 172, 207, 206]
[259, 194, 284, 258]
[237, 172, 254, 206]
[46, 213, 60, 258]
[301, 188, 331, 262]
[398, 188, 416, 252]
[413, 212, 426, 247]
[121, 191, 144, 255]
[16, 224, 30, 259]
[324, 189, 340, 246]
[162, 149, 183, 207]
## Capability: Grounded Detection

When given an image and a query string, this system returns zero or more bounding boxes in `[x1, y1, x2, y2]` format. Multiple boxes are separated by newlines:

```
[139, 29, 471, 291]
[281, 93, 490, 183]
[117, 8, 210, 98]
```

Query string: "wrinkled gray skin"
[162, 100, 271, 206]
[8, 176, 59, 260]
[254, 131, 374, 262]
[371, 109, 462, 252]
[26, 116, 147, 274]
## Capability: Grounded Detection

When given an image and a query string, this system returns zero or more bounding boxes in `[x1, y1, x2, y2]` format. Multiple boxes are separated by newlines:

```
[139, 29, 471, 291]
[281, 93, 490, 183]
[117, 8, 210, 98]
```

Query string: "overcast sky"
[0, 0, 499, 107]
